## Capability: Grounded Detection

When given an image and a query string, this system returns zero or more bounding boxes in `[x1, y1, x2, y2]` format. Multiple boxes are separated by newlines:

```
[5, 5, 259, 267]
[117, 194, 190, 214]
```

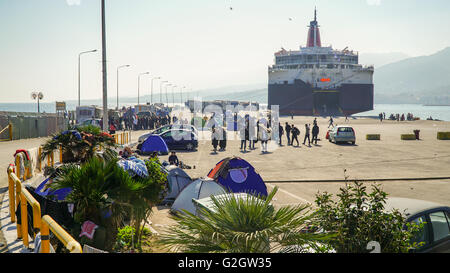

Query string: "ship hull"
[268, 79, 374, 116]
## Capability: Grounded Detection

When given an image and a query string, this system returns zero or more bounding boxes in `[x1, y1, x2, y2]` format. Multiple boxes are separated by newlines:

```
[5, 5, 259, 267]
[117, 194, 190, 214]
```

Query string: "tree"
[158, 187, 333, 253]
[314, 181, 424, 253]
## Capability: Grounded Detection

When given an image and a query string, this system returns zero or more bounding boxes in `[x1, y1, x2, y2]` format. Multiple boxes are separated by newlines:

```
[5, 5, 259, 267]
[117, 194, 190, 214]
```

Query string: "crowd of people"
[208, 114, 323, 154]
[385, 112, 417, 122]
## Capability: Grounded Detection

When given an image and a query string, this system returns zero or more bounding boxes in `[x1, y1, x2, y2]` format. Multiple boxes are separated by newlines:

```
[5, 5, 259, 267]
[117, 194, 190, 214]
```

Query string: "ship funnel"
[306, 7, 322, 47]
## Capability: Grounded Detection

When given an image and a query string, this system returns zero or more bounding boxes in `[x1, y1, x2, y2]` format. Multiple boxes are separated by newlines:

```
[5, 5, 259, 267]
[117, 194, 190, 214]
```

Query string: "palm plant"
[41, 125, 117, 164]
[158, 187, 334, 253]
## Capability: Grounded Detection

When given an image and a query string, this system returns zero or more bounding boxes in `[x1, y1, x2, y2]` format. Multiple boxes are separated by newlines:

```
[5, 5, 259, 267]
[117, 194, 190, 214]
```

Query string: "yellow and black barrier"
[7, 167, 42, 248]
[401, 134, 416, 140]
[40, 215, 82, 253]
[437, 132, 450, 140]
[0, 123, 13, 142]
[112, 131, 131, 145]
[366, 134, 381, 140]
[7, 161, 81, 253]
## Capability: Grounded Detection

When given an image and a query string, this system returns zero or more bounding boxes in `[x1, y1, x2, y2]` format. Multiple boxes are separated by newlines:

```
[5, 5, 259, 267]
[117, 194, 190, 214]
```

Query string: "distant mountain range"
[359, 52, 410, 69]
[374, 47, 450, 104]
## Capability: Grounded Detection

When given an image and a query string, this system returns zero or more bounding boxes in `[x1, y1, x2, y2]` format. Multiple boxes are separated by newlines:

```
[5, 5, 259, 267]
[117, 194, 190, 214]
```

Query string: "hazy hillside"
[359, 52, 410, 68]
[374, 47, 450, 96]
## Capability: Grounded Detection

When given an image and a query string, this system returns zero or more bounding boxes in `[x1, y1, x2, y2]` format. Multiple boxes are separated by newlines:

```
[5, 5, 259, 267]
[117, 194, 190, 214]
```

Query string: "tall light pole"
[138, 72, 150, 105]
[101, 0, 108, 132]
[78, 49, 97, 107]
[31, 92, 44, 113]
[150, 76, 161, 105]
[160, 80, 168, 104]
[165, 83, 172, 107]
[180, 86, 186, 108]
[171, 85, 177, 107]
[116, 64, 130, 110]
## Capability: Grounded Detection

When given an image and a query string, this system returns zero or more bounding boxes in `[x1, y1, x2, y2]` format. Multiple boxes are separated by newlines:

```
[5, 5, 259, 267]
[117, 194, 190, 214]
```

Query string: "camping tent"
[207, 157, 268, 197]
[139, 134, 169, 155]
[171, 178, 226, 215]
[162, 165, 193, 205]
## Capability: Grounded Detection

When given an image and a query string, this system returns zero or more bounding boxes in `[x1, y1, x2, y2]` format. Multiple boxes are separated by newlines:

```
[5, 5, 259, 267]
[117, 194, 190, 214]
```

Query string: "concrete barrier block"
[437, 132, 450, 140]
[401, 134, 416, 140]
[366, 134, 380, 140]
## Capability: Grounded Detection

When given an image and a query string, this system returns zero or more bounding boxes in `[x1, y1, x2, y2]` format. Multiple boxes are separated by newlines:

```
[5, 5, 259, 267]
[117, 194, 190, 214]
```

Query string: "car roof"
[384, 197, 448, 218]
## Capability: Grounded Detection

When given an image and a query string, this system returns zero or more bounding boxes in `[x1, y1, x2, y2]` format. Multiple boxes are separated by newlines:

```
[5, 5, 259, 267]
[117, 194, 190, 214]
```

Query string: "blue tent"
[140, 134, 169, 155]
[207, 157, 268, 197]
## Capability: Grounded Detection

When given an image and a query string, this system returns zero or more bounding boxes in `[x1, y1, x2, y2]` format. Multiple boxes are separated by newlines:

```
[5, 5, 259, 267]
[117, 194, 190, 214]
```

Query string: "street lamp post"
[165, 83, 172, 107]
[117, 65, 130, 110]
[150, 76, 161, 105]
[78, 49, 97, 107]
[160, 80, 168, 104]
[171, 85, 177, 107]
[31, 92, 44, 113]
[138, 72, 150, 105]
[180, 86, 186, 108]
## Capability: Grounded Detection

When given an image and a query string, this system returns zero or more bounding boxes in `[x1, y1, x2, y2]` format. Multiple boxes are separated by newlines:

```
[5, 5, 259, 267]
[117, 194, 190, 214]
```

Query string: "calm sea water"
[354, 104, 450, 121]
[1, 103, 450, 121]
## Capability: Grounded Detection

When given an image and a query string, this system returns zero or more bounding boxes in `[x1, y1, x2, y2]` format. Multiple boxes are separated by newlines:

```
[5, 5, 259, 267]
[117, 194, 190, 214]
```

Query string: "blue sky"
[1, 0, 450, 103]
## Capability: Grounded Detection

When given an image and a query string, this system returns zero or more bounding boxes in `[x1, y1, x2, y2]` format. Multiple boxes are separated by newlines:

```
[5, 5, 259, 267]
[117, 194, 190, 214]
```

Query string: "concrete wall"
[0, 112, 68, 141]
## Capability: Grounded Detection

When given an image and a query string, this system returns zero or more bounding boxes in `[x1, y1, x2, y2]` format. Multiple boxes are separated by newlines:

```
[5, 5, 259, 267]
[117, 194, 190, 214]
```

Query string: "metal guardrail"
[41, 216, 82, 253]
[6, 150, 82, 253]
[112, 131, 131, 145]
[0, 123, 12, 141]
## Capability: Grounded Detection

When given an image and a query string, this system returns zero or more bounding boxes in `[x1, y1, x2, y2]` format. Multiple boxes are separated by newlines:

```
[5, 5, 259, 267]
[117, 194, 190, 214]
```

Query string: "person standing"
[211, 126, 219, 153]
[259, 123, 269, 153]
[285, 122, 292, 146]
[291, 125, 300, 147]
[219, 126, 227, 151]
[312, 123, 320, 145]
[278, 122, 284, 146]
[303, 124, 311, 146]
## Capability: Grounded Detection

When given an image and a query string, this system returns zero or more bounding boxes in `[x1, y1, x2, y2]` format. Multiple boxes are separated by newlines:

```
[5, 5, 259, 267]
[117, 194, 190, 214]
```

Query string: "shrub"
[314, 181, 423, 253]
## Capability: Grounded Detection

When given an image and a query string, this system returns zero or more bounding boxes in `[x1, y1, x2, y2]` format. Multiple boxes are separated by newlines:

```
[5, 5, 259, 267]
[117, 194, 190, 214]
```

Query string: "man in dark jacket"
[291, 125, 300, 146]
[312, 124, 320, 145]
[278, 123, 284, 146]
[285, 122, 291, 146]
[303, 124, 311, 146]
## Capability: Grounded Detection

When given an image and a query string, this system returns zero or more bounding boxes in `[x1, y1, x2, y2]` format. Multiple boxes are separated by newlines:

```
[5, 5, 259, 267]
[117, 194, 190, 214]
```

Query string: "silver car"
[385, 197, 450, 253]
[329, 126, 356, 145]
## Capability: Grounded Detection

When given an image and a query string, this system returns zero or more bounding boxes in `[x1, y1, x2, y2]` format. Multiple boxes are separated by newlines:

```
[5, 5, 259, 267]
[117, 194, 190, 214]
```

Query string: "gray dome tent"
[171, 178, 226, 216]
[162, 165, 193, 205]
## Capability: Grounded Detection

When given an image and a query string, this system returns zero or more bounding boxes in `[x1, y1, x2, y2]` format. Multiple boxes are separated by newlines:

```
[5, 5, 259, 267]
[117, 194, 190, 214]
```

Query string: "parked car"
[158, 129, 198, 151]
[384, 197, 450, 253]
[328, 126, 356, 145]
[78, 119, 102, 128]
[138, 124, 198, 144]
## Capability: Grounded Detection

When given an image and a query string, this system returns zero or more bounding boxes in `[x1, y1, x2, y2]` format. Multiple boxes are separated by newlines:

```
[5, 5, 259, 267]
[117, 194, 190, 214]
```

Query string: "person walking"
[328, 116, 334, 128]
[291, 125, 300, 147]
[239, 118, 248, 152]
[303, 124, 311, 146]
[285, 122, 292, 146]
[312, 123, 320, 145]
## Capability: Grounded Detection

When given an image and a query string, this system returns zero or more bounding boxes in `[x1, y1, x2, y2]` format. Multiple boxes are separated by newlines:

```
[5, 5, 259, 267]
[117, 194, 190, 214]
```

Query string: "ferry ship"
[268, 9, 374, 116]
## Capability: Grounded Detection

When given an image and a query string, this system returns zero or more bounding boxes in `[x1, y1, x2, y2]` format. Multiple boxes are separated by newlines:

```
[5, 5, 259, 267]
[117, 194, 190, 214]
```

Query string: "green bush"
[314, 181, 423, 253]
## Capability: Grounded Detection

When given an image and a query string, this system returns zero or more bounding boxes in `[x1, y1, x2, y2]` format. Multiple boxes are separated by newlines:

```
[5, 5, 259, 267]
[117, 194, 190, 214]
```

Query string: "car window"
[410, 215, 431, 247]
[162, 131, 172, 138]
[429, 211, 450, 242]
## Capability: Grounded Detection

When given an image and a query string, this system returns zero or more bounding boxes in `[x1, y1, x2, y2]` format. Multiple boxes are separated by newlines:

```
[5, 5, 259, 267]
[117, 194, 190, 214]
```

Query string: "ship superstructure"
[268, 8, 374, 116]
